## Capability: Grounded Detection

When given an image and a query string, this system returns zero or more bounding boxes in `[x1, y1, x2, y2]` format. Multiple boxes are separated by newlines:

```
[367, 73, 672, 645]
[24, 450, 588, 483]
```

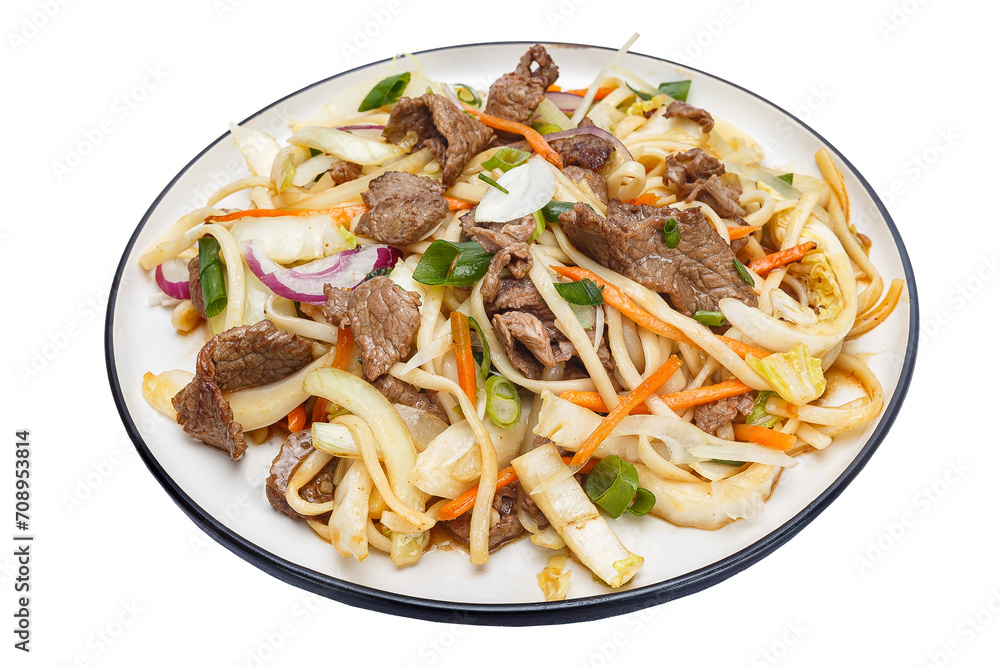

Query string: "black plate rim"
[105, 39, 919, 626]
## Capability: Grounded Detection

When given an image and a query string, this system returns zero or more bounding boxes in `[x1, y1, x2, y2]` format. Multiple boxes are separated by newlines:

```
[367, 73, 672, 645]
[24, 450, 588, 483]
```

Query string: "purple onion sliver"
[335, 124, 386, 131]
[155, 262, 191, 300]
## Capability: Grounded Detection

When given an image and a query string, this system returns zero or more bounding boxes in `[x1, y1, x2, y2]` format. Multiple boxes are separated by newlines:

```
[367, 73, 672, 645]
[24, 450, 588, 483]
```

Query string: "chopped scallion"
[657, 80, 691, 102]
[541, 200, 595, 223]
[693, 310, 728, 327]
[531, 210, 546, 241]
[709, 459, 746, 466]
[663, 217, 680, 248]
[454, 83, 481, 106]
[553, 278, 605, 306]
[532, 122, 562, 135]
[358, 72, 411, 112]
[482, 147, 530, 173]
[777, 173, 794, 185]
[478, 172, 508, 194]
[745, 391, 778, 428]
[733, 259, 756, 286]
[364, 266, 392, 282]
[468, 316, 492, 380]
[583, 455, 651, 519]
[412, 240, 493, 287]
[485, 375, 521, 428]
[198, 236, 227, 318]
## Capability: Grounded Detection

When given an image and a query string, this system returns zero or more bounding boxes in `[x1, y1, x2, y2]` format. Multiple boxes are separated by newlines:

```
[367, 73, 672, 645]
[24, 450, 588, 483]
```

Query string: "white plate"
[106, 41, 918, 625]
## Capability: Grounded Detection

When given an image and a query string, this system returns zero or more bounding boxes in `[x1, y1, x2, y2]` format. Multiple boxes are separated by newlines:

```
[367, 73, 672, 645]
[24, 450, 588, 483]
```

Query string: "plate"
[105, 41, 918, 625]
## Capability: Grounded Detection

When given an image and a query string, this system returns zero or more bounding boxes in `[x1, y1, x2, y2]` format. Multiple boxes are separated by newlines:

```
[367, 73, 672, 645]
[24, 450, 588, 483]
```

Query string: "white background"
[2, 0, 995, 665]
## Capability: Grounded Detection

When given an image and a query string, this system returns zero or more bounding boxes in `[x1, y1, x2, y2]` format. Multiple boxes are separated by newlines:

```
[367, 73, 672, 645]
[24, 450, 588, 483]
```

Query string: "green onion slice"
[777, 173, 794, 185]
[541, 200, 595, 223]
[553, 278, 605, 306]
[532, 122, 562, 135]
[468, 316, 491, 380]
[745, 390, 778, 428]
[412, 240, 493, 287]
[583, 455, 641, 519]
[693, 310, 728, 327]
[663, 217, 680, 248]
[482, 147, 530, 173]
[358, 72, 411, 112]
[733, 259, 756, 286]
[485, 375, 521, 428]
[709, 459, 746, 466]
[478, 172, 508, 194]
[626, 488, 655, 516]
[657, 80, 691, 102]
[454, 83, 481, 106]
[198, 236, 227, 318]
[626, 82, 653, 101]
[364, 266, 392, 282]
[531, 210, 546, 241]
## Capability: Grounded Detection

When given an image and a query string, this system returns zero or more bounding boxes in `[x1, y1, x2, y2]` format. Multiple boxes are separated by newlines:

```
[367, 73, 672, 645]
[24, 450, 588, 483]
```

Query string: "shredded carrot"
[559, 378, 752, 415]
[550, 265, 770, 359]
[462, 106, 564, 170]
[205, 205, 368, 225]
[450, 312, 477, 406]
[333, 327, 354, 371]
[311, 397, 330, 424]
[287, 405, 307, 433]
[732, 423, 796, 451]
[748, 242, 817, 275]
[438, 456, 598, 521]
[571, 356, 683, 467]
[563, 86, 614, 100]
[205, 198, 470, 226]
[444, 196, 474, 211]
[626, 193, 659, 206]
[727, 225, 762, 241]
[546, 85, 562, 92]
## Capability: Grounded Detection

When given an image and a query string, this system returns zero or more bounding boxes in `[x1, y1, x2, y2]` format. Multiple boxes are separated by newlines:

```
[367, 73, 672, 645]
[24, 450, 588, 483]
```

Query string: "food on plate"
[139, 38, 902, 597]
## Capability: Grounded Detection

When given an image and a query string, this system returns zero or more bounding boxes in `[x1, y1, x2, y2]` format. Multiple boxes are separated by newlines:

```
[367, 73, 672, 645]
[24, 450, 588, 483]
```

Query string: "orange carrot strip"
[727, 225, 762, 241]
[546, 85, 562, 92]
[626, 193, 659, 206]
[445, 196, 474, 211]
[563, 86, 614, 100]
[560, 378, 752, 415]
[438, 456, 598, 521]
[450, 312, 477, 406]
[571, 356, 683, 467]
[462, 106, 564, 169]
[748, 242, 817, 275]
[287, 405, 307, 433]
[311, 397, 330, 424]
[551, 265, 770, 359]
[205, 205, 368, 225]
[333, 327, 354, 371]
[732, 423, 796, 451]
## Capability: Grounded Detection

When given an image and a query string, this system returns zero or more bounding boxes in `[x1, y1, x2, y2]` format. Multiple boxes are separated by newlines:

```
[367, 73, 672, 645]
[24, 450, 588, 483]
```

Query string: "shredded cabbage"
[289, 125, 405, 166]
[230, 214, 356, 264]
[228, 122, 280, 178]
[746, 343, 826, 405]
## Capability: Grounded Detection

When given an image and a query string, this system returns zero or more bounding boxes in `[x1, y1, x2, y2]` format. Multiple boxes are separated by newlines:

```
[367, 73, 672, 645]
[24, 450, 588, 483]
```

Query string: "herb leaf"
[412, 240, 493, 287]
[541, 200, 595, 223]
[626, 82, 653, 101]
[358, 72, 411, 112]
[657, 80, 691, 102]
[777, 173, 794, 185]
[553, 279, 605, 306]
[482, 147, 530, 173]
[733, 259, 756, 286]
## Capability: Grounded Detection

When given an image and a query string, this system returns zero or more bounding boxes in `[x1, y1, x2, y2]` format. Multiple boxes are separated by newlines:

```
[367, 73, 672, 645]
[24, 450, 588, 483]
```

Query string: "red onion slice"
[335, 124, 386, 131]
[542, 125, 633, 163]
[241, 240, 401, 304]
[155, 258, 191, 300]
[543, 91, 585, 114]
